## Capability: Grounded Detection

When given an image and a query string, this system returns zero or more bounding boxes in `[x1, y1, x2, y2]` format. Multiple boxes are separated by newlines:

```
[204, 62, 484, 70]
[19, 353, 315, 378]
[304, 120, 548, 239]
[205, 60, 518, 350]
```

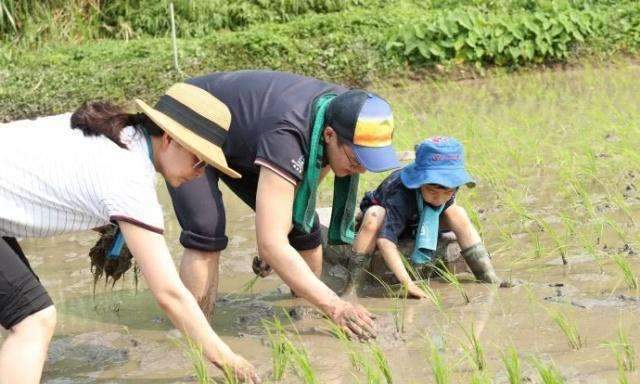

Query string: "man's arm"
[255, 167, 376, 338]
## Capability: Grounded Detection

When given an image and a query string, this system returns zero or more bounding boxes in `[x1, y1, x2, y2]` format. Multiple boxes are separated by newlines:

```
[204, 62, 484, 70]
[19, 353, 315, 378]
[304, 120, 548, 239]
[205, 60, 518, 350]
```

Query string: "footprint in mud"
[232, 300, 276, 331]
[45, 332, 129, 377]
[371, 313, 407, 347]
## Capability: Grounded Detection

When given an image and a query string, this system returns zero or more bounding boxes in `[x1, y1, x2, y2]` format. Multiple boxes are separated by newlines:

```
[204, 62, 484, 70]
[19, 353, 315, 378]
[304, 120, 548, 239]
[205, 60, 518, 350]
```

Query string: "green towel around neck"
[292, 94, 359, 245]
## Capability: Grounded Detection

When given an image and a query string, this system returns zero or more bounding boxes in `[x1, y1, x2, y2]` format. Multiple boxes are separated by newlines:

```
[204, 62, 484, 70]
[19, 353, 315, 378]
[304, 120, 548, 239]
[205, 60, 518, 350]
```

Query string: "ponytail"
[70, 101, 161, 148]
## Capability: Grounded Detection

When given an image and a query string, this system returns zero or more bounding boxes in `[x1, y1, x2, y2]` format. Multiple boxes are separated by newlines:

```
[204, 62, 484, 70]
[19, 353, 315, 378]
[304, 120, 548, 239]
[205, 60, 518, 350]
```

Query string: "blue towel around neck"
[108, 126, 154, 260]
[410, 191, 445, 265]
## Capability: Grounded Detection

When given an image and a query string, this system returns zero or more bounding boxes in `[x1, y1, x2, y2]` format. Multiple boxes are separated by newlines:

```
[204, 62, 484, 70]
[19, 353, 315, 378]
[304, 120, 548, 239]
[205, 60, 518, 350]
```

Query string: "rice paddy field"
[10, 61, 640, 383]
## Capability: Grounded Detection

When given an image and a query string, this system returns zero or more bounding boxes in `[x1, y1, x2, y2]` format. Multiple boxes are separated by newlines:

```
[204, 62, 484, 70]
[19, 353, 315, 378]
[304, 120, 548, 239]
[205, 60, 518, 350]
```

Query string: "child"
[344, 136, 500, 298]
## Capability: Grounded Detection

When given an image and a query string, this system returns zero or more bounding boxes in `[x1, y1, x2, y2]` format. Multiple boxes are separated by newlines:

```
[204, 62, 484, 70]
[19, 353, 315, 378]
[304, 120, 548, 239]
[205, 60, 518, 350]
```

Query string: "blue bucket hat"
[400, 136, 476, 189]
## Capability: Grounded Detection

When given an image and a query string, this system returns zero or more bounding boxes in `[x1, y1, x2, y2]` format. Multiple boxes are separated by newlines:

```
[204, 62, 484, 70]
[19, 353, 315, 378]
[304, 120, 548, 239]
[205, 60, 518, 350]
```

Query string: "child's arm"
[376, 238, 428, 299]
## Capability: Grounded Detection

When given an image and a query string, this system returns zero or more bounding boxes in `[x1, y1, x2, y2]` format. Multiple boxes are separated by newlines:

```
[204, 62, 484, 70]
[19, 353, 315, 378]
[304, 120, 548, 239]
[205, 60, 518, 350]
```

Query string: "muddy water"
[7, 65, 640, 383]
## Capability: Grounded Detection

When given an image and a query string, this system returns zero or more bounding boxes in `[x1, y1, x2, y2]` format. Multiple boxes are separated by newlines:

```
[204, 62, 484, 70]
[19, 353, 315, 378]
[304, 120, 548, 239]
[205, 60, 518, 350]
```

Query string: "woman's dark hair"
[70, 101, 163, 148]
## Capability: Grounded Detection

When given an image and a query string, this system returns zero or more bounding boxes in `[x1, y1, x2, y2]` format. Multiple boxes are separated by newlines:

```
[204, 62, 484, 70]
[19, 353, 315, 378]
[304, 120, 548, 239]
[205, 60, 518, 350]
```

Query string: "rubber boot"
[461, 243, 500, 284]
[341, 252, 371, 297]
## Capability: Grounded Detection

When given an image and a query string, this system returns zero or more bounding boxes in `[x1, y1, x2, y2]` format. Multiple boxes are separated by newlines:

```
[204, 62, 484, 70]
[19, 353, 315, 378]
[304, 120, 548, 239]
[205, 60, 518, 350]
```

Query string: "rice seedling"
[262, 317, 291, 381]
[370, 343, 393, 384]
[501, 345, 522, 384]
[566, 178, 596, 219]
[461, 323, 486, 371]
[183, 337, 212, 384]
[530, 357, 566, 384]
[221, 365, 240, 384]
[605, 326, 636, 373]
[324, 319, 366, 371]
[360, 358, 382, 384]
[546, 307, 584, 350]
[427, 337, 450, 384]
[239, 275, 260, 294]
[605, 219, 630, 243]
[279, 311, 318, 384]
[617, 368, 630, 384]
[433, 260, 470, 304]
[612, 254, 638, 290]
[366, 271, 406, 333]
[401, 256, 444, 312]
[617, 328, 636, 372]
[470, 371, 492, 384]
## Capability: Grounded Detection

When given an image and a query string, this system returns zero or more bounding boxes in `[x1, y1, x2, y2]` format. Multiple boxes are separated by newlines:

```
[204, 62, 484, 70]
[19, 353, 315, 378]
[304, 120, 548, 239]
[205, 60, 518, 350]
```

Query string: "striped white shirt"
[0, 113, 164, 237]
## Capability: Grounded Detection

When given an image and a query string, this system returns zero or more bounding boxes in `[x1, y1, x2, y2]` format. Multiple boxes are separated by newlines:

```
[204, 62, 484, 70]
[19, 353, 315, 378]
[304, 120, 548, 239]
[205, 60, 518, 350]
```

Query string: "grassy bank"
[1, 0, 640, 121]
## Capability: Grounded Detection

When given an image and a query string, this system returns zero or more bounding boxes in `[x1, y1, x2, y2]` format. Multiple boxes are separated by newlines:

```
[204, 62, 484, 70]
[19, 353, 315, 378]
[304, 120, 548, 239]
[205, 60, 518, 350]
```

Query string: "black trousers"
[0, 237, 53, 329]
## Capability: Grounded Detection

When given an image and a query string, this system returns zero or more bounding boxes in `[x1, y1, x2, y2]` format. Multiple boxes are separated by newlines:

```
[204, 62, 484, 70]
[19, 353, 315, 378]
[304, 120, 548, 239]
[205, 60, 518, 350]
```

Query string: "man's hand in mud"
[252, 256, 272, 278]
[216, 352, 261, 383]
[406, 282, 429, 299]
[328, 299, 376, 341]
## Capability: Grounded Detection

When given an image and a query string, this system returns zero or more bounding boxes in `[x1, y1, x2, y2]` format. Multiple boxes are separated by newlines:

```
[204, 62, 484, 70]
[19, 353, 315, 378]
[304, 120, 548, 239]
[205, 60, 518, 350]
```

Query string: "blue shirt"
[359, 170, 456, 244]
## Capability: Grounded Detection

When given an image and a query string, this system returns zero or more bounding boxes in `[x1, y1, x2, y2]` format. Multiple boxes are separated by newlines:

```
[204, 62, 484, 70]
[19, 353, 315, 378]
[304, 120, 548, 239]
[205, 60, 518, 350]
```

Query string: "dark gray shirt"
[187, 70, 347, 183]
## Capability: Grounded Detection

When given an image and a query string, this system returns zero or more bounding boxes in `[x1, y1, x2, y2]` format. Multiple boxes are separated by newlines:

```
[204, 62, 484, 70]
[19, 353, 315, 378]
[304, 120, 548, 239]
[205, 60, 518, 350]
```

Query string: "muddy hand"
[252, 256, 272, 278]
[219, 353, 261, 383]
[330, 300, 376, 340]
[406, 282, 428, 299]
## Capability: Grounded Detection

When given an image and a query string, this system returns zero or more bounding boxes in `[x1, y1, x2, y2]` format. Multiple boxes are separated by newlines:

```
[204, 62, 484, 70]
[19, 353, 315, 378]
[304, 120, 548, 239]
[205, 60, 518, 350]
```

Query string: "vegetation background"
[1, 0, 639, 121]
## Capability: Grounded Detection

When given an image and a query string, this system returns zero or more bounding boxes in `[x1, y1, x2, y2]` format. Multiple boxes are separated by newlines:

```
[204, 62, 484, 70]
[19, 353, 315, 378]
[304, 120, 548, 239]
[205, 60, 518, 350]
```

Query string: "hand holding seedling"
[252, 256, 273, 277]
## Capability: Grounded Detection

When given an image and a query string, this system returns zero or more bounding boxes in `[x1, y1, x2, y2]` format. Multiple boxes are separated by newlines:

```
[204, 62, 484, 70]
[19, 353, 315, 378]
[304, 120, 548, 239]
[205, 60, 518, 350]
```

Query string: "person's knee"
[445, 205, 471, 227]
[13, 306, 56, 338]
[183, 248, 221, 262]
[361, 206, 386, 234]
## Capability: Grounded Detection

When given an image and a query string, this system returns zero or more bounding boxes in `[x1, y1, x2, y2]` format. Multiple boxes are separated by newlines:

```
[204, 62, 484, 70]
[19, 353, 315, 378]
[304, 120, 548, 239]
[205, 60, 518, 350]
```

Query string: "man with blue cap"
[345, 136, 500, 298]
[162, 70, 400, 339]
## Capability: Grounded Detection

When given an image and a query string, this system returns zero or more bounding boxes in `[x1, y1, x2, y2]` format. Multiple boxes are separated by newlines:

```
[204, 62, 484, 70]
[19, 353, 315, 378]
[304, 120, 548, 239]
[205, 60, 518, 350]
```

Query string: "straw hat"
[135, 83, 241, 179]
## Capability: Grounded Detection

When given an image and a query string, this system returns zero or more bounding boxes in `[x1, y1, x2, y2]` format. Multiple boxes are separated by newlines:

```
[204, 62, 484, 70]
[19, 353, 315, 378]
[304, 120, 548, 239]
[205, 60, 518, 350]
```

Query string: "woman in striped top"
[0, 84, 259, 383]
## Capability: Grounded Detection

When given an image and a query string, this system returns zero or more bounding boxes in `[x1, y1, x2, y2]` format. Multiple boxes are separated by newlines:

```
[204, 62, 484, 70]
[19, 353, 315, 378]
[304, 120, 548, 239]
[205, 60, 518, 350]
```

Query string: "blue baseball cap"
[400, 137, 476, 189]
[325, 90, 400, 172]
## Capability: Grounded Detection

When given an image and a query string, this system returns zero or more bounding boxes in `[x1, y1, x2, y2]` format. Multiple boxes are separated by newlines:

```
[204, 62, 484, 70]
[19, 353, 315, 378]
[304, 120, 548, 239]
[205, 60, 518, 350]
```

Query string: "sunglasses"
[342, 145, 363, 170]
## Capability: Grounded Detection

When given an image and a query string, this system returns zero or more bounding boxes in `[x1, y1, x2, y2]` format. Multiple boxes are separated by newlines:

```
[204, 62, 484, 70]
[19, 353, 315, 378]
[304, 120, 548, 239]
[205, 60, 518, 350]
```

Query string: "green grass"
[3, 1, 640, 121]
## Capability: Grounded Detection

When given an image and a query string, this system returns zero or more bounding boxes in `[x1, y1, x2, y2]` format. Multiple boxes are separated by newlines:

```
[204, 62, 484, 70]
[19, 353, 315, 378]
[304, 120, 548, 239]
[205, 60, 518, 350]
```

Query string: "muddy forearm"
[376, 238, 413, 284]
